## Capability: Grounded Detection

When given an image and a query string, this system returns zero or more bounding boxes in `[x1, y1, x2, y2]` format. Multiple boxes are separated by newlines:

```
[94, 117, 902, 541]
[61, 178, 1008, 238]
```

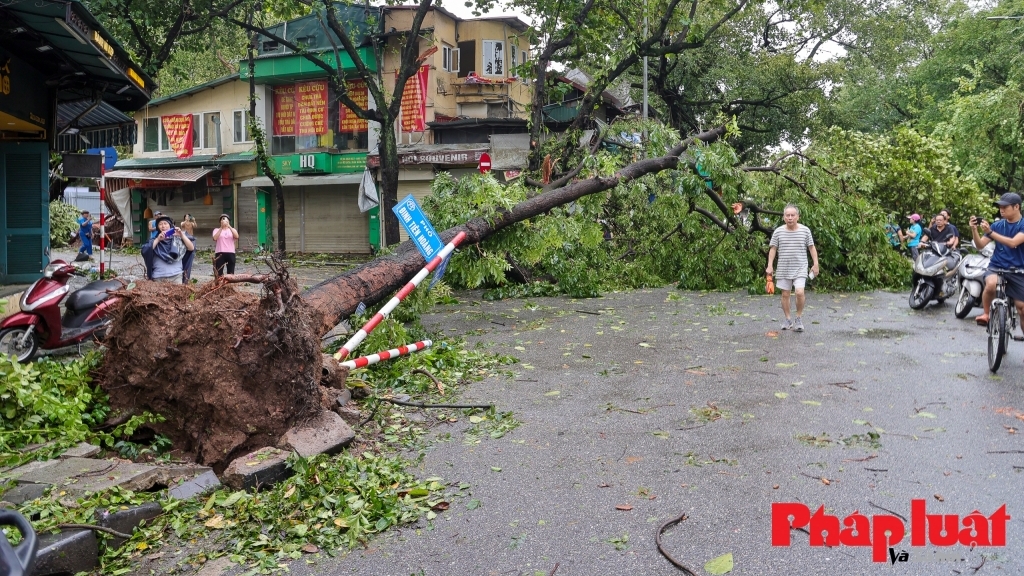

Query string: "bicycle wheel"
[988, 302, 1008, 373]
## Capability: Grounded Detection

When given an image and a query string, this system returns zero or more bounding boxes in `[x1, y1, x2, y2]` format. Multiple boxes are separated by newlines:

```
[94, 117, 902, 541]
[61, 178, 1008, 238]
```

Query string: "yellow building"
[107, 75, 260, 249]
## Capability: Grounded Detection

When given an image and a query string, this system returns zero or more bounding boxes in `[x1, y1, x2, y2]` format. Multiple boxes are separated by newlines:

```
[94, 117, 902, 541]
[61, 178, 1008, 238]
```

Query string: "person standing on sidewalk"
[76, 210, 94, 259]
[766, 204, 820, 332]
[212, 214, 239, 277]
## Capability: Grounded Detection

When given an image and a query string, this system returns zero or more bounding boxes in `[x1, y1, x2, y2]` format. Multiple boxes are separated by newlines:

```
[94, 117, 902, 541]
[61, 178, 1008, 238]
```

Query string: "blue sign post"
[392, 194, 444, 261]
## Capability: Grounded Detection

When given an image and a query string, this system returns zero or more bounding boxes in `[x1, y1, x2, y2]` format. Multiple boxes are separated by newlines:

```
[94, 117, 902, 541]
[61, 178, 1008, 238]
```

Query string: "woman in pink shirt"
[212, 214, 239, 276]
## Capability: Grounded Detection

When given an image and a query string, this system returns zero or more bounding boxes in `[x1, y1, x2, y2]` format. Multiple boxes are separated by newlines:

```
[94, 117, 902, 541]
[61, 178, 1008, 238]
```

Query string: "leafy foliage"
[49, 200, 80, 248]
[0, 353, 168, 467]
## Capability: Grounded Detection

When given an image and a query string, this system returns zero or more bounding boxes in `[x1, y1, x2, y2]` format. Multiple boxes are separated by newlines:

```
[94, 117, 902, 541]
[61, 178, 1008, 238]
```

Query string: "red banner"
[339, 80, 369, 133]
[273, 85, 296, 136]
[399, 66, 429, 132]
[161, 114, 193, 159]
[296, 80, 328, 136]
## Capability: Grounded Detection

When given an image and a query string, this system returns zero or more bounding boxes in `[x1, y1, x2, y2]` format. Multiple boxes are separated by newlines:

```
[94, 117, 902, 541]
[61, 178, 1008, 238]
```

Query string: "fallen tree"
[97, 126, 725, 470]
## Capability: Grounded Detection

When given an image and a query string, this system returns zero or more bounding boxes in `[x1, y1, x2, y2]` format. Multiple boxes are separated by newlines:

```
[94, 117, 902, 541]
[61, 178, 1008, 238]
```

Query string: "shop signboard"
[272, 85, 296, 135]
[296, 80, 328, 136]
[0, 47, 50, 135]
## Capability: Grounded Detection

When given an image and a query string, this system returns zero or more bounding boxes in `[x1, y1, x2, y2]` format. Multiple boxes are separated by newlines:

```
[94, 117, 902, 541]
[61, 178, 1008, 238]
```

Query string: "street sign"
[87, 147, 117, 170]
[62, 153, 103, 178]
[478, 152, 492, 173]
[393, 194, 444, 261]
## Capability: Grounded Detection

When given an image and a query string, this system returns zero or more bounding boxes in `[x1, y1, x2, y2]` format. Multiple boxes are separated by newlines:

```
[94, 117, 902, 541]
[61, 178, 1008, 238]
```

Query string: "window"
[203, 112, 220, 149]
[191, 114, 200, 149]
[442, 45, 460, 72]
[233, 110, 251, 142]
[143, 117, 159, 152]
[482, 40, 504, 76]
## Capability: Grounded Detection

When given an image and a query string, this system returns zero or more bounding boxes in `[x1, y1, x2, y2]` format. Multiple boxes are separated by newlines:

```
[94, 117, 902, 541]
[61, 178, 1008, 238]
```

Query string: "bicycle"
[986, 267, 1024, 372]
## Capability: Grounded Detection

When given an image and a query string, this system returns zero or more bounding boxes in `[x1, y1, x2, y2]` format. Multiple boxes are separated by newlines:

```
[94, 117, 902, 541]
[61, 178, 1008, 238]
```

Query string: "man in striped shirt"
[766, 204, 820, 332]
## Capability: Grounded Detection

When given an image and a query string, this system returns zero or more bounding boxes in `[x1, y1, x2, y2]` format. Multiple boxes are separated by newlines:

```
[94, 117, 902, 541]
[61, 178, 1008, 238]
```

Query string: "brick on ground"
[222, 447, 292, 491]
[278, 410, 355, 458]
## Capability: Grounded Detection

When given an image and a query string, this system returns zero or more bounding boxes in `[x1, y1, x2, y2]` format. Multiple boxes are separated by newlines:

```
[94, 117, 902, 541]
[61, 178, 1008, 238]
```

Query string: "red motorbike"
[0, 260, 121, 363]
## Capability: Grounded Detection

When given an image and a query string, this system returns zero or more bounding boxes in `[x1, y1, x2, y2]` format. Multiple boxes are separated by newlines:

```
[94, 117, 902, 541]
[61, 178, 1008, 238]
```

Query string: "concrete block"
[1, 482, 48, 505]
[31, 528, 98, 576]
[59, 442, 101, 459]
[279, 410, 355, 458]
[222, 448, 291, 491]
[95, 502, 163, 549]
[4, 459, 61, 482]
[168, 470, 221, 500]
[334, 403, 363, 426]
[13, 457, 161, 496]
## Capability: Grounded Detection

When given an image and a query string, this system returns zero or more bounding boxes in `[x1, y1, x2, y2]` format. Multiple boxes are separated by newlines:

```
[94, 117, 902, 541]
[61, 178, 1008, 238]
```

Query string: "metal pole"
[642, 2, 648, 140]
[334, 231, 466, 361]
[99, 150, 106, 278]
[341, 340, 433, 370]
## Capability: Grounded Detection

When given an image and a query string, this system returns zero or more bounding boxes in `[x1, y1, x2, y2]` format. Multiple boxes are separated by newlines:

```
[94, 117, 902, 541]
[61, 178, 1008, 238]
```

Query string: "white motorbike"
[953, 241, 994, 319]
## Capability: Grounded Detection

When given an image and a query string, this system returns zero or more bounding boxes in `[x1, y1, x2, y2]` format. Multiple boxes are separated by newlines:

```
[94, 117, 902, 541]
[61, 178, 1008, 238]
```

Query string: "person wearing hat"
[146, 214, 194, 283]
[212, 214, 239, 277]
[971, 192, 1024, 327]
[898, 214, 923, 260]
[76, 210, 94, 258]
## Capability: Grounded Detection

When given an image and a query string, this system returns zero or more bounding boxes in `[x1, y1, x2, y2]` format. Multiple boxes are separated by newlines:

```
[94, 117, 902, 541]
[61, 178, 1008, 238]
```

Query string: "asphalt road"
[293, 287, 1024, 576]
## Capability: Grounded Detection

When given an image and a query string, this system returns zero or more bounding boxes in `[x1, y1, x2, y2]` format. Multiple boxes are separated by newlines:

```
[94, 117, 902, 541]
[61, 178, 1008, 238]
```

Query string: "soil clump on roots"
[100, 268, 325, 472]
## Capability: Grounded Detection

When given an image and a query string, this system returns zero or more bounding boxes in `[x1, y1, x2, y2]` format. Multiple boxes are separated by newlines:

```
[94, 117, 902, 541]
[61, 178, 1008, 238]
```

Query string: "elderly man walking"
[766, 204, 820, 332]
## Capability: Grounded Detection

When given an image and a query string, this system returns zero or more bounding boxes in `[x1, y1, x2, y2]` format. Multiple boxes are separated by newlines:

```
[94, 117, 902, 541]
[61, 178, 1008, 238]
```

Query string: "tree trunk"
[302, 126, 727, 335]
[379, 119, 401, 246]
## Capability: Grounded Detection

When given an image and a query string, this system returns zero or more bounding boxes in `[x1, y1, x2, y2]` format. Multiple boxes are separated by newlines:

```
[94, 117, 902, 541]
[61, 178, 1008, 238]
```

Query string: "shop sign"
[0, 48, 50, 130]
[64, 6, 148, 94]
[272, 85, 296, 135]
[367, 148, 487, 168]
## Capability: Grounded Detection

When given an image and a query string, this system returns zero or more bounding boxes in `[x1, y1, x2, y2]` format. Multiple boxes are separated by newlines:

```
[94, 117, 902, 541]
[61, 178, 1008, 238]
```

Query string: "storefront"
[240, 152, 371, 253]
[0, 0, 152, 282]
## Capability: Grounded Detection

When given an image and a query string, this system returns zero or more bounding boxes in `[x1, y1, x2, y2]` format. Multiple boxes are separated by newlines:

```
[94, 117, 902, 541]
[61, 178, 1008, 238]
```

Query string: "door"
[0, 142, 49, 283]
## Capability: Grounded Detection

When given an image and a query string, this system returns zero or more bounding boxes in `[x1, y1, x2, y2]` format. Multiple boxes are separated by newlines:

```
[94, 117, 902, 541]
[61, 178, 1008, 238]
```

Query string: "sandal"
[976, 315, 989, 327]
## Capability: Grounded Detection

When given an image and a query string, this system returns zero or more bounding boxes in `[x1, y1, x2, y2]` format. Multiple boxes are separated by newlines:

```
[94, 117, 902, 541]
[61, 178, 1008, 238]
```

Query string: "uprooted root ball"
[100, 275, 324, 471]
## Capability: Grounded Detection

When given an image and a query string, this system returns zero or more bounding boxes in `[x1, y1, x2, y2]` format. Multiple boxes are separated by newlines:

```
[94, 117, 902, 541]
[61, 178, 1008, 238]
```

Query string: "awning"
[56, 100, 137, 152]
[104, 167, 219, 182]
[239, 173, 363, 188]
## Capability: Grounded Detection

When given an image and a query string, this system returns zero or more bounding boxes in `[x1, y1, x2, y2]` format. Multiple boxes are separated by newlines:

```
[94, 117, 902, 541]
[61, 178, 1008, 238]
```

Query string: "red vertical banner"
[399, 66, 429, 132]
[161, 115, 194, 158]
[272, 85, 296, 135]
[339, 80, 369, 133]
[296, 80, 328, 136]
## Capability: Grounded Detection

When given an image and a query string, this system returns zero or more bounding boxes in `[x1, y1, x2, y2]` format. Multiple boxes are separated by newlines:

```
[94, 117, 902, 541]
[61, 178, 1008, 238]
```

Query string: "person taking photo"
[971, 193, 1024, 327]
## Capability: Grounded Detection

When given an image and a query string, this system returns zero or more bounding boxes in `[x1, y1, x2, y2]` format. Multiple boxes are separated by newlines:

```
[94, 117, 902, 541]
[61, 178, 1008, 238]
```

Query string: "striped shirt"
[770, 224, 815, 280]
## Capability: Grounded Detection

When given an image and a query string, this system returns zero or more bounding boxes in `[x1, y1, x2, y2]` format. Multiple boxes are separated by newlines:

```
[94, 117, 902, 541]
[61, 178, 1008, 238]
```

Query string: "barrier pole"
[334, 231, 466, 361]
[340, 340, 432, 370]
[99, 150, 106, 278]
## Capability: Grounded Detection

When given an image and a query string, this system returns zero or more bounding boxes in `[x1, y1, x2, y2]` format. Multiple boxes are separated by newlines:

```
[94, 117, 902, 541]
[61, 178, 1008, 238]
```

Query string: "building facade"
[108, 75, 259, 250]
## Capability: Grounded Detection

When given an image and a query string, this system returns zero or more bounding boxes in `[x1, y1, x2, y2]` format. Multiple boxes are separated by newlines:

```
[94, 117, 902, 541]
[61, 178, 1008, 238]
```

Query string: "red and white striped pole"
[99, 150, 106, 278]
[341, 340, 432, 370]
[334, 231, 466, 361]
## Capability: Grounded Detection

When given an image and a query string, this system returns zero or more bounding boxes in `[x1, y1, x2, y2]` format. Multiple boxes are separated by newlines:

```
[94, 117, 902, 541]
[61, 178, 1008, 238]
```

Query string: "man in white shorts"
[765, 204, 820, 332]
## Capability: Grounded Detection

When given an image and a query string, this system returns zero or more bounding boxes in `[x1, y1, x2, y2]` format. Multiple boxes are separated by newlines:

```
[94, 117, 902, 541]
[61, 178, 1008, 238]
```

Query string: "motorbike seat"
[65, 280, 121, 311]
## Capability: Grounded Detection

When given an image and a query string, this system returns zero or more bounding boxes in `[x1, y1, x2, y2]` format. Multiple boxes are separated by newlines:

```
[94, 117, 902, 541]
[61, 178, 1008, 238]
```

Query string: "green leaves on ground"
[705, 552, 734, 574]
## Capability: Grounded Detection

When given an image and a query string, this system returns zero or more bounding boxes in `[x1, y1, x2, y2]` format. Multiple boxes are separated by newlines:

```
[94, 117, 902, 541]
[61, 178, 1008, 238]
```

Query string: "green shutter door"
[1, 143, 49, 283]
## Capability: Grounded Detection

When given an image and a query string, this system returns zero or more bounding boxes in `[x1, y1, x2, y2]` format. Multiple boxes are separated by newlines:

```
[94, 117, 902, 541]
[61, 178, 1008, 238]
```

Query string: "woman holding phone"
[213, 214, 239, 277]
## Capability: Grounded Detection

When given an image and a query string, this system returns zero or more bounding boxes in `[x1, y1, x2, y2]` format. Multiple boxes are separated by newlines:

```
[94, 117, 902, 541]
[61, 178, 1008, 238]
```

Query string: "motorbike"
[0, 260, 121, 363]
[909, 242, 961, 310]
[953, 241, 994, 319]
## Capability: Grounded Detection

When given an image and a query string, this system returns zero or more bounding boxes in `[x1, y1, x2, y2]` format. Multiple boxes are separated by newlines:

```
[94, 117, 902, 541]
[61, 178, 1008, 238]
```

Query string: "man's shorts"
[776, 277, 806, 291]
[984, 270, 1024, 302]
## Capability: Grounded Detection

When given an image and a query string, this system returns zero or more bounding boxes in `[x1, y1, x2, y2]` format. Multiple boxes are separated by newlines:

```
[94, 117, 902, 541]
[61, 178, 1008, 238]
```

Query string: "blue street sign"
[86, 147, 117, 171]
[428, 253, 451, 291]
[393, 194, 444, 261]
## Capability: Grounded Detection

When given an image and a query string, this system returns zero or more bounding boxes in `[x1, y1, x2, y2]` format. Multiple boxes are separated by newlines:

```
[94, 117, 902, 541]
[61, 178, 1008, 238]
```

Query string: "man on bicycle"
[972, 192, 1024, 327]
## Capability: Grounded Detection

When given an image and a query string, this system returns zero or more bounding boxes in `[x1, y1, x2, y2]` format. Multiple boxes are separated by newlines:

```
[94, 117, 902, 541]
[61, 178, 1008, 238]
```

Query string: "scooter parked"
[0, 260, 121, 363]
[909, 242, 961, 310]
[953, 241, 994, 319]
